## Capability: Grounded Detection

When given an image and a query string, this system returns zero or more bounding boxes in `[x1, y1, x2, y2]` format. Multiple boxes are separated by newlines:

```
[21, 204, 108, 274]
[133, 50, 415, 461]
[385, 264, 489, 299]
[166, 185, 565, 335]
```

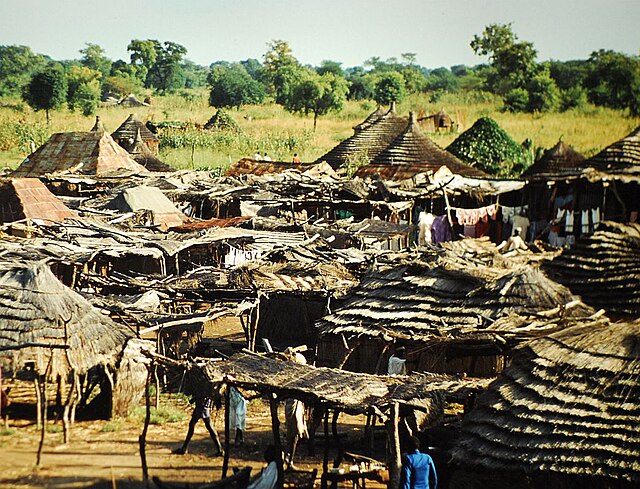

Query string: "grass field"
[1, 89, 638, 172]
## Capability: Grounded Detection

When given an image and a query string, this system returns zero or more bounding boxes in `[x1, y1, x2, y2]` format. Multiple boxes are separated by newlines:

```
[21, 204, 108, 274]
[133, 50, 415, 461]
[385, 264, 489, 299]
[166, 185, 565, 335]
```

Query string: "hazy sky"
[1, 0, 638, 69]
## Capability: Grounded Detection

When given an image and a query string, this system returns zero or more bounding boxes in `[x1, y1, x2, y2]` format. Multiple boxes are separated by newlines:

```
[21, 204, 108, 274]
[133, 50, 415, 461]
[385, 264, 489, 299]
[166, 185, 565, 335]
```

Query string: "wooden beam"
[222, 385, 231, 478]
[268, 393, 284, 489]
[386, 402, 401, 489]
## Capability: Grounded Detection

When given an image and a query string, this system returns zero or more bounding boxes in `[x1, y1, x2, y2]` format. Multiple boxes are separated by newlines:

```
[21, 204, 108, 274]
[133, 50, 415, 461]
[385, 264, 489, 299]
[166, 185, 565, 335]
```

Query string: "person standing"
[173, 394, 223, 456]
[229, 386, 247, 446]
[400, 436, 437, 489]
[388, 346, 407, 375]
[292, 153, 301, 163]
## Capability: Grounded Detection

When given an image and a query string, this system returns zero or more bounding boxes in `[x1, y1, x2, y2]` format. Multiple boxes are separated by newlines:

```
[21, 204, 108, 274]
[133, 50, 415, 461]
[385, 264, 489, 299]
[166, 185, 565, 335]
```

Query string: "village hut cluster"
[0, 106, 638, 488]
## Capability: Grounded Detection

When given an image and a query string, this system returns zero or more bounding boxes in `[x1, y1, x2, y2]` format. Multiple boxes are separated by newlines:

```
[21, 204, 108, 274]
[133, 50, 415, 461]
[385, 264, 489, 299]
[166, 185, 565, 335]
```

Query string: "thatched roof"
[225, 158, 335, 177]
[543, 221, 640, 316]
[586, 125, 640, 174]
[522, 140, 586, 179]
[127, 130, 174, 172]
[315, 104, 407, 170]
[355, 113, 487, 180]
[0, 178, 78, 224]
[316, 256, 594, 345]
[12, 127, 147, 177]
[0, 261, 133, 378]
[203, 109, 241, 132]
[195, 352, 485, 417]
[111, 113, 159, 150]
[452, 318, 640, 484]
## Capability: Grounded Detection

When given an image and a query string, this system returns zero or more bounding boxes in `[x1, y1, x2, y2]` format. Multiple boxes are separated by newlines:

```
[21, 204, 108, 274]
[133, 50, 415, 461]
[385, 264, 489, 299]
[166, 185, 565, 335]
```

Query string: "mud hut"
[112, 113, 160, 155]
[543, 221, 640, 317]
[450, 317, 640, 488]
[316, 256, 594, 377]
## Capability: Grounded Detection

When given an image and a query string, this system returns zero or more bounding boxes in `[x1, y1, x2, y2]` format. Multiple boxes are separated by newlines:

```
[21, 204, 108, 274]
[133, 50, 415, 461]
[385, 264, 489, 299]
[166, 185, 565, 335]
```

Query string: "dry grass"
[1, 90, 638, 171]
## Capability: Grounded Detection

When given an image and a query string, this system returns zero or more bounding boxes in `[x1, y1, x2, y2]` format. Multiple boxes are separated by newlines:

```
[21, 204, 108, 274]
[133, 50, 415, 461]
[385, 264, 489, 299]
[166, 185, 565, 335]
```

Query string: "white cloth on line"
[229, 387, 247, 431]
[387, 355, 407, 375]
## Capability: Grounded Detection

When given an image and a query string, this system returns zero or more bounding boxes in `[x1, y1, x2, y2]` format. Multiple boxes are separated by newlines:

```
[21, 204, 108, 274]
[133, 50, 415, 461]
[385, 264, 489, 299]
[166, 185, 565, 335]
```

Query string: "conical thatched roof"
[128, 129, 174, 172]
[203, 108, 241, 132]
[585, 125, 640, 174]
[355, 113, 487, 180]
[447, 117, 528, 176]
[522, 139, 586, 178]
[316, 257, 594, 343]
[0, 178, 78, 224]
[543, 221, 640, 316]
[111, 113, 159, 152]
[315, 104, 407, 170]
[12, 129, 147, 177]
[452, 318, 640, 485]
[0, 261, 133, 379]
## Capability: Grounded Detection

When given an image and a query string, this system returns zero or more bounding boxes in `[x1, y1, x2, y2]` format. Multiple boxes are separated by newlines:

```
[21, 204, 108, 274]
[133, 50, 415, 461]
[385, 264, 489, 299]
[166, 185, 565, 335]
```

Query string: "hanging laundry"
[432, 215, 452, 243]
[591, 207, 600, 230]
[581, 209, 590, 234]
[565, 210, 574, 233]
[418, 212, 435, 245]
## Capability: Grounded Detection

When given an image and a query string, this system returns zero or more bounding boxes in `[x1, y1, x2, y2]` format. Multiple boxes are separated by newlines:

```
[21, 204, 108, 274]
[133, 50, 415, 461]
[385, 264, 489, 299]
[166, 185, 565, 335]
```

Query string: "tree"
[146, 41, 188, 92]
[373, 72, 406, 106]
[22, 64, 68, 123]
[471, 23, 538, 94]
[263, 40, 303, 105]
[0, 45, 47, 97]
[316, 60, 344, 77]
[285, 71, 349, 131]
[526, 68, 560, 112]
[584, 50, 640, 116]
[79, 43, 112, 80]
[127, 39, 159, 83]
[208, 64, 265, 108]
[66, 65, 101, 114]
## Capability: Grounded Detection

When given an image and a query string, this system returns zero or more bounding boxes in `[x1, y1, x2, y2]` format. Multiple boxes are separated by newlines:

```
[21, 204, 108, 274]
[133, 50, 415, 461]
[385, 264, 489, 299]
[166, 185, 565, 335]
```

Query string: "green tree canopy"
[263, 40, 303, 105]
[285, 71, 349, 131]
[0, 45, 48, 97]
[22, 64, 68, 123]
[208, 63, 265, 109]
[373, 71, 406, 106]
[79, 43, 112, 80]
[66, 65, 101, 115]
[584, 50, 640, 116]
[145, 41, 188, 92]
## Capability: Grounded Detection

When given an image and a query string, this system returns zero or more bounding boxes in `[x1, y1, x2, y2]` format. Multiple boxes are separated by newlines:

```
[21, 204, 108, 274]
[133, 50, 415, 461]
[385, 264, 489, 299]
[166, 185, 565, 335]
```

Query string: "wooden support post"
[34, 376, 42, 430]
[36, 375, 47, 466]
[386, 402, 401, 489]
[269, 393, 284, 489]
[222, 385, 231, 479]
[331, 409, 343, 468]
[139, 362, 153, 484]
[62, 372, 77, 444]
[321, 408, 330, 489]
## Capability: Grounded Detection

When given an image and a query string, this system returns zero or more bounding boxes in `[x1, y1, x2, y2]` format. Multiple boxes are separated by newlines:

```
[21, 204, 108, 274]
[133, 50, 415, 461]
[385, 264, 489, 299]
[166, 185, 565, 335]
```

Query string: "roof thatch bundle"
[0, 261, 133, 379]
[543, 221, 640, 316]
[446, 117, 529, 176]
[451, 318, 640, 486]
[203, 108, 241, 132]
[585, 125, 640, 174]
[354, 113, 487, 180]
[194, 352, 483, 417]
[0, 178, 78, 224]
[315, 104, 407, 171]
[522, 140, 586, 179]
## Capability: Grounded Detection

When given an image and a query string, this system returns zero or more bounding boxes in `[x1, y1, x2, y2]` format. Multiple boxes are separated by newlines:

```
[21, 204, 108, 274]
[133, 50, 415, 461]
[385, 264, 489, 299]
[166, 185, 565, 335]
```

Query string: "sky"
[1, 0, 638, 69]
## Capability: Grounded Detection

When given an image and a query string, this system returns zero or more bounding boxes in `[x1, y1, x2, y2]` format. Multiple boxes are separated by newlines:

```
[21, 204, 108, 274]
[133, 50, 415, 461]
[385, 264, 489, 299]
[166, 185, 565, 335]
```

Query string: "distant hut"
[355, 112, 487, 180]
[543, 221, 640, 317]
[118, 94, 149, 108]
[315, 103, 407, 172]
[112, 113, 160, 155]
[0, 178, 78, 224]
[204, 108, 241, 132]
[12, 117, 146, 177]
[451, 317, 640, 488]
[316, 257, 593, 377]
[419, 109, 455, 133]
[103, 185, 189, 230]
[126, 129, 174, 172]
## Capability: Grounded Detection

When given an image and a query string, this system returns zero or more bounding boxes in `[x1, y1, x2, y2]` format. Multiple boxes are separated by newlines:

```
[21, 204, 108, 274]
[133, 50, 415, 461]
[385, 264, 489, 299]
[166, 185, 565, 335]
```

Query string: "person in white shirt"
[388, 346, 407, 375]
[247, 445, 278, 489]
[262, 152, 272, 162]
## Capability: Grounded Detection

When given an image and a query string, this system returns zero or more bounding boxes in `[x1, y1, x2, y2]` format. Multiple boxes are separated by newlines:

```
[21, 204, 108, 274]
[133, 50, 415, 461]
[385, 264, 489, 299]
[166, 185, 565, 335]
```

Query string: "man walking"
[173, 394, 223, 456]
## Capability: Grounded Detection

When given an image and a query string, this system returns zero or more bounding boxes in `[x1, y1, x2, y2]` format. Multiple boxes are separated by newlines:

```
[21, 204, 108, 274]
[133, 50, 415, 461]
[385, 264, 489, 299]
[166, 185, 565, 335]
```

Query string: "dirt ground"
[0, 393, 379, 489]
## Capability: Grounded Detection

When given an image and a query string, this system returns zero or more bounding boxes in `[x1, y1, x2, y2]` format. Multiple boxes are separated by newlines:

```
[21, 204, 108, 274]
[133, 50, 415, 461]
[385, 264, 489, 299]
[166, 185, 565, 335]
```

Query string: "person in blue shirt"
[400, 436, 437, 489]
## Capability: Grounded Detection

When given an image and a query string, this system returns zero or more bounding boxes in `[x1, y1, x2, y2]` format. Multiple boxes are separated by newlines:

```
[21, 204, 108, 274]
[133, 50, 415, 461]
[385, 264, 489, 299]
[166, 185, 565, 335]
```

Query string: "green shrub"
[132, 405, 186, 425]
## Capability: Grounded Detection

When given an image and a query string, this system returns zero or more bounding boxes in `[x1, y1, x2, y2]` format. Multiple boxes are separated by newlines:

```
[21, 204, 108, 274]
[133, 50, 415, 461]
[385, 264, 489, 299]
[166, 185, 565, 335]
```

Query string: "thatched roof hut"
[585, 125, 640, 176]
[316, 256, 594, 376]
[451, 318, 640, 488]
[127, 129, 174, 172]
[12, 119, 146, 177]
[522, 140, 586, 179]
[111, 113, 160, 155]
[203, 108, 241, 132]
[315, 104, 407, 171]
[0, 261, 133, 379]
[543, 221, 640, 317]
[0, 178, 78, 224]
[355, 113, 487, 180]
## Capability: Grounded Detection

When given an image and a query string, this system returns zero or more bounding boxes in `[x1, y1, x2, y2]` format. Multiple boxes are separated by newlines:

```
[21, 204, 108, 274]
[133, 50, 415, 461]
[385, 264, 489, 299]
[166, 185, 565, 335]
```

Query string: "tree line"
[1, 23, 638, 124]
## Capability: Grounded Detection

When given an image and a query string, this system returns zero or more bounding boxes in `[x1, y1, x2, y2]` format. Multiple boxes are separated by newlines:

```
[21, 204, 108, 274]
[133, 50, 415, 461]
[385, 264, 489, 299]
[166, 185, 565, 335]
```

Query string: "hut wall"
[317, 335, 504, 377]
[449, 469, 637, 489]
[256, 295, 326, 349]
[111, 339, 150, 418]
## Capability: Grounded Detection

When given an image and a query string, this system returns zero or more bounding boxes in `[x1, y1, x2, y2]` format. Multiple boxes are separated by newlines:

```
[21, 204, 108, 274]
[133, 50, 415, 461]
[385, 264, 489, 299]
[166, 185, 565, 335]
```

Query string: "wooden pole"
[222, 385, 231, 478]
[36, 375, 47, 466]
[268, 393, 284, 489]
[331, 409, 343, 468]
[386, 402, 401, 489]
[139, 362, 153, 484]
[321, 409, 330, 489]
[62, 372, 76, 444]
[34, 376, 42, 430]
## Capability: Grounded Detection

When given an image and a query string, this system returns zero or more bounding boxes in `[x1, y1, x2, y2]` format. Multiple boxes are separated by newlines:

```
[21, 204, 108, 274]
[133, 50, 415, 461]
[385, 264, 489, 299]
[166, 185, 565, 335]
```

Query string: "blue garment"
[400, 450, 437, 489]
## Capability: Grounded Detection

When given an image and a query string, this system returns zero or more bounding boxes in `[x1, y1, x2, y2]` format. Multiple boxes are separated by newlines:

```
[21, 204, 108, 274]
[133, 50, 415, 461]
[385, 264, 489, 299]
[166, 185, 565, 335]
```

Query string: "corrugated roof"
[225, 158, 321, 177]
[12, 131, 147, 177]
[0, 178, 78, 224]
